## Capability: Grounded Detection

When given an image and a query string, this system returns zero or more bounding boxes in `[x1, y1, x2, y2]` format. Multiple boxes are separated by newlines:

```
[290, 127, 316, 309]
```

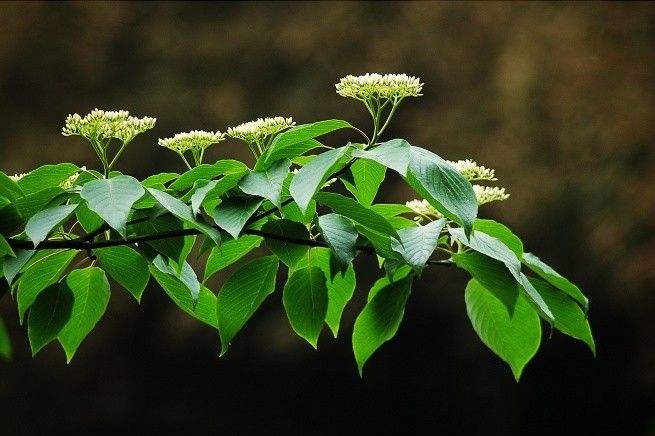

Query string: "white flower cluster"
[405, 199, 443, 221]
[62, 109, 156, 145]
[336, 73, 423, 101]
[158, 130, 225, 154]
[473, 185, 510, 205]
[227, 117, 295, 149]
[9, 173, 27, 182]
[447, 159, 496, 181]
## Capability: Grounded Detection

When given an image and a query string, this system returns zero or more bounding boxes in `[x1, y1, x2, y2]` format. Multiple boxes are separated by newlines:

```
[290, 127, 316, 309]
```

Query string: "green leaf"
[529, 277, 595, 354]
[27, 282, 73, 356]
[57, 267, 111, 362]
[261, 120, 352, 168]
[367, 266, 413, 302]
[465, 279, 542, 381]
[80, 175, 145, 236]
[217, 256, 279, 355]
[95, 246, 150, 302]
[341, 159, 386, 206]
[210, 197, 263, 239]
[0, 198, 23, 236]
[3, 249, 35, 285]
[26, 204, 78, 247]
[281, 198, 316, 225]
[0, 234, 15, 258]
[295, 248, 356, 337]
[391, 218, 446, 270]
[17, 163, 79, 195]
[0, 171, 24, 201]
[0, 315, 11, 360]
[147, 187, 220, 244]
[133, 214, 195, 268]
[150, 264, 218, 328]
[17, 249, 77, 323]
[289, 146, 350, 214]
[204, 235, 262, 282]
[354, 224, 398, 259]
[450, 227, 554, 323]
[200, 170, 249, 213]
[317, 213, 358, 269]
[352, 275, 412, 376]
[407, 146, 477, 234]
[169, 160, 248, 191]
[152, 255, 201, 302]
[370, 203, 414, 218]
[315, 192, 399, 240]
[352, 138, 411, 176]
[283, 266, 328, 348]
[142, 172, 179, 189]
[14, 186, 65, 221]
[239, 159, 291, 208]
[452, 251, 520, 316]
[189, 180, 216, 216]
[474, 219, 524, 258]
[522, 252, 589, 311]
[261, 219, 310, 268]
[75, 202, 104, 233]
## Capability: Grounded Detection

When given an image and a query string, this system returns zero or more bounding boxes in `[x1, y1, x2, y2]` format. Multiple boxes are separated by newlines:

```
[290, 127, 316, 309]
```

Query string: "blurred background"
[0, 1, 653, 434]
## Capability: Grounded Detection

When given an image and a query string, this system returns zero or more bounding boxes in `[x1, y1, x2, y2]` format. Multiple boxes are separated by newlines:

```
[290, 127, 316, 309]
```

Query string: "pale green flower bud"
[158, 130, 225, 154]
[447, 159, 497, 181]
[473, 185, 510, 205]
[336, 73, 423, 101]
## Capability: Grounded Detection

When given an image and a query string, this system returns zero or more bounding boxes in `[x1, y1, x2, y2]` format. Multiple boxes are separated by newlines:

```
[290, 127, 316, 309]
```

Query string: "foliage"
[0, 73, 593, 379]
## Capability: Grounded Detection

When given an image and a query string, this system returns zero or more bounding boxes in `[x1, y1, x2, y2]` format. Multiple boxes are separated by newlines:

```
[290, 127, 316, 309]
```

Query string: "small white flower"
[158, 130, 225, 154]
[227, 117, 294, 150]
[473, 185, 510, 205]
[62, 109, 156, 146]
[336, 73, 423, 101]
[447, 159, 497, 181]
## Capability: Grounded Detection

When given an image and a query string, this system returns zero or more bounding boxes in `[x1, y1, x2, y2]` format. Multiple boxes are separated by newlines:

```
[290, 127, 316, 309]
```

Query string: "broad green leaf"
[239, 159, 291, 208]
[14, 186, 65, 221]
[217, 256, 279, 355]
[0, 198, 23, 235]
[17, 163, 79, 195]
[354, 224, 397, 259]
[0, 171, 24, 201]
[317, 213, 358, 269]
[407, 146, 477, 234]
[522, 252, 589, 311]
[210, 197, 263, 239]
[152, 255, 201, 302]
[352, 275, 412, 376]
[75, 202, 104, 233]
[452, 251, 519, 315]
[0, 234, 15, 258]
[81, 175, 145, 236]
[0, 316, 11, 360]
[391, 218, 446, 270]
[529, 277, 595, 354]
[315, 192, 399, 240]
[352, 138, 411, 176]
[259, 139, 322, 170]
[289, 146, 350, 214]
[465, 279, 541, 381]
[95, 246, 150, 302]
[370, 203, 414, 218]
[27, 282, 73, 355]
[261, 219, 310, 268]
[281, 198, 316, 225]
[141, 172, 179, 188]
[147, 187, 220, 244]
[450, 227, 554, 322]
[17, 249, 77, 323]
[283, 266, 328, 348]
[150, 264, 218, 328]
[367, 266, 413, 302]
[169, 160, 248, 191]
[133, 215, 195, 268]
[295, 248, 356, 337]
[204, 235, 262, 282]
[189, 180, 215, 216]
[3, 249, 35, 285]
[474, 219, 524, 258]
[26, 204, 78, 247]
[341, 159, 386, 206]
[261, 120, 352, 168]
[200, 170, 249, 213]
[58, 267, 111, 362]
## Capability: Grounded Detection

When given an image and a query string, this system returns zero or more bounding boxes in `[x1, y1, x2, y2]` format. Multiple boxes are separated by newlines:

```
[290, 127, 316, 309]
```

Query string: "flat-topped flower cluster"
[158, 130, 225, 154]
[62, 109, 156, 146]
[336, 73, 423, 101]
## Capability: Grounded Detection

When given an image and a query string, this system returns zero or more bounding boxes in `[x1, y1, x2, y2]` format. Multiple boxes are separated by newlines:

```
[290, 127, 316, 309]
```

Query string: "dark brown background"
[0, 2, 653, 434]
